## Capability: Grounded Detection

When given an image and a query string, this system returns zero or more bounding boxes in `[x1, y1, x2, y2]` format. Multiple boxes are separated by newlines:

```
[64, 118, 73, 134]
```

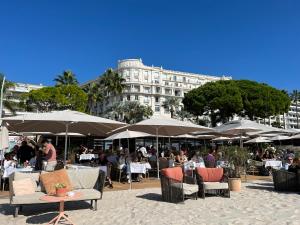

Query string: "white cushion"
[204, 182, 229, 190]
[182, 183, 198, 195]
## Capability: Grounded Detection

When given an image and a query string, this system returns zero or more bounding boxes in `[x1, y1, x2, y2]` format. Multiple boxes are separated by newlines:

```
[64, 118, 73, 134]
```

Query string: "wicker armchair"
[195, 167, 230, 199]
[272, 169, 298, 192]
[160, 167, 198, 203]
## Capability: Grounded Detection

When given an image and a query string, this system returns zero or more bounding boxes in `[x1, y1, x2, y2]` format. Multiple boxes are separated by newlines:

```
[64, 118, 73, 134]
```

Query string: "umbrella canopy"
[0, 126, 9, 149]
[212, 136, 231, 141]
[244, 136, 272, 144]
[122, 115, 213, 136]
[2, 110, 126, 162]
[105, 130, 153, 140]
[55, 132, 85, 137]
[175, 134, 197, 139]
[3, 110, 126, 136]
[230, 136, 249, 140]
[290, 134, 300, 140]
[195, 134, 216, 139]
[118, 115, 212, 178]
[270, 135, 291, 141]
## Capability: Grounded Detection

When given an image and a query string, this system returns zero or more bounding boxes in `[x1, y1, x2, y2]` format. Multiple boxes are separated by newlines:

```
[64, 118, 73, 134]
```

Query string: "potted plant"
[223, 146, 249, 192]
[55, 183, 67, 197]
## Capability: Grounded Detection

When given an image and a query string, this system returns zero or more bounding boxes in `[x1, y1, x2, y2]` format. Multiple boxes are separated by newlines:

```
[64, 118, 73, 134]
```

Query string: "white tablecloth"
[129, 163, 151, 174]
[264, 160, 282, 168]
[15, 167, 34, 173]
[79, 154, 98, 161]
[184, 161, 205, 171]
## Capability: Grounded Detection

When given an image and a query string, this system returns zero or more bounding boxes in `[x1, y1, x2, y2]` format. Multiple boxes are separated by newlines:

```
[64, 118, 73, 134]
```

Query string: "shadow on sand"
[136, 193, 163, 202]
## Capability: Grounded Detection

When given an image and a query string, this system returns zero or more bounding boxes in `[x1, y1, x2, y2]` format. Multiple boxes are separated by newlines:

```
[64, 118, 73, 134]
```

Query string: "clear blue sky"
[0, 0, 299, 91]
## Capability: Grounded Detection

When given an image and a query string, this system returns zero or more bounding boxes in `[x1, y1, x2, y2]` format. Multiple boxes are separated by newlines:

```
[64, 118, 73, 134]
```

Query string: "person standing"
[18, 141, 35, 164]
[41, 139, 57, 171]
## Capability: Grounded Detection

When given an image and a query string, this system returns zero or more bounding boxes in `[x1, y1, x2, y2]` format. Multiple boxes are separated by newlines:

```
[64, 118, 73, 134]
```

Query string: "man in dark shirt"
[18, 141, 35, 164]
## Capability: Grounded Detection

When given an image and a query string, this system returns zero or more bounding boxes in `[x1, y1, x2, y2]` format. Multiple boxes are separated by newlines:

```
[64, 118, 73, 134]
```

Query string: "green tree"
[54, 70, 78, 86]
[100, 68, 126, 96]
[290, 90, 300, 129]
[122, 101, 153, 124]
[162, 97, 181, 118]
[21, 85, 87, 112]
[183, 80, 243, 126]
[0, 74, 18, 114]
[83, 82, 104, 114]
[176, 110, 193, 121]
[235, 80, 290, 122]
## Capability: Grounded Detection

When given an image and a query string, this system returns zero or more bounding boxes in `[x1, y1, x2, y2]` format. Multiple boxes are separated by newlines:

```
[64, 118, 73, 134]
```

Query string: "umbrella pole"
[240, 133, 243, 148]
[56, 136, 58, 146]
[64, 123, 69, 165]
[156, 127, 159, 179]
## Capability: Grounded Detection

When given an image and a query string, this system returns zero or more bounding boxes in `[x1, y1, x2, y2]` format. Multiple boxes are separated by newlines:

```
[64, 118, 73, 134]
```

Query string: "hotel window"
[127, 95, 130, 101]
[155, 97, 159, 103]
[155, 106, 160, 112]
[173, 75, 177, 81]
[144, 96, 150, 103]
[133, 70, 139, 80]
[156, 87, 161, 93]
[183, 77, 186, 83]
[135, 95, 139, 101]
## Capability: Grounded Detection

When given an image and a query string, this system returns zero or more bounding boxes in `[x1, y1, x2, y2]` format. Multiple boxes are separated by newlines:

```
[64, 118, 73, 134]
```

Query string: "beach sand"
[0, 181, 300, 225]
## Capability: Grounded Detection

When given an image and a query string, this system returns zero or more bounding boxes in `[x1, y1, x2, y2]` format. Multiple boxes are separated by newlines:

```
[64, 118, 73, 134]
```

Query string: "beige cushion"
[13, 178, 36, 196]
[182, 183, 198, 195]
[67, 168, 99, 189]
[40, 169, 72, 195]
[13, 172, 41, 192]
[204, 182, 229, 190]
[11, 192, 46, 205]
[11, 189, 101, 205]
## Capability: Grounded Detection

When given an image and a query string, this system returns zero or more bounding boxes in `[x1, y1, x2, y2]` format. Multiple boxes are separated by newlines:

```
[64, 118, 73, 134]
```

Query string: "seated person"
[204, 149, 216, 168]
[3, 153, 16, 178]
[175, 150, 188, 165]
[97, 151, 113, 188]
[288, 157, 300, 173]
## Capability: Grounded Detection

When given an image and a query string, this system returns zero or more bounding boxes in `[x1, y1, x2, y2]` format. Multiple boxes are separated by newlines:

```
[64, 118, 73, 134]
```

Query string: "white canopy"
[105, 130, 153, 140]
[290, 134, 300, 140]
[175, 134, 197, 139]
[3, 110, 126, 136]
[270, 135, 291, 141]
[212, 136, 231, 141]
[244, 136, 272, 144]
[3, 110, 126, 162]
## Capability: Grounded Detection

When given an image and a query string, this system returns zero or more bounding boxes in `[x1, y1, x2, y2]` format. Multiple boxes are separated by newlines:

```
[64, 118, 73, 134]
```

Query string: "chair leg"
[90, 200, 93, 209]
[94, 200, 98, 211]
[19, 205, 23, 212]
[119, 170, 121, 183]
[14, 206, 19, 217]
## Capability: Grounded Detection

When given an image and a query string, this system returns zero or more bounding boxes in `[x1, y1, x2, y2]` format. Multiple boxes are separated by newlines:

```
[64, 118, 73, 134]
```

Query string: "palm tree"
[0, 74, 17, 115]
[122, 101, 153, 123]
[54, 70, 78, 86]
[176, 110, 193, 121]
[100, 68, 126, 96]
[162, 97, 181, 118]
[83, 82, 104, 114]
[290, 90, 300, 128]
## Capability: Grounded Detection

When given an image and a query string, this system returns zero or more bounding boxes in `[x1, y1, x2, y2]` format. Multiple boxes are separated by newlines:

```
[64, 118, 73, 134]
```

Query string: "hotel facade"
[85, 58, 231, 117]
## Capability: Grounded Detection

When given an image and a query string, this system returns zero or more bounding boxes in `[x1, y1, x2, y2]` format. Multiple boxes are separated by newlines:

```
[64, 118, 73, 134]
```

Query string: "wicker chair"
[160, 167, 198, 203]
[272, 169, 298, 192]
[195, 167, 230, 199]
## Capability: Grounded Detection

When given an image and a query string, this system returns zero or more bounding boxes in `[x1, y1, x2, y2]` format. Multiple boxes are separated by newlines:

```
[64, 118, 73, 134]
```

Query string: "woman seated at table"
[97, 151, 113, 188]
[175, 150, 188, 165]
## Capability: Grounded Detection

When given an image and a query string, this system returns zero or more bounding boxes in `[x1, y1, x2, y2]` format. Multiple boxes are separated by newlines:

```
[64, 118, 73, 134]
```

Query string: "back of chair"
[196, 168, 224, 182]
[159, 157, 169, 170]
[161, 167, 183, 182]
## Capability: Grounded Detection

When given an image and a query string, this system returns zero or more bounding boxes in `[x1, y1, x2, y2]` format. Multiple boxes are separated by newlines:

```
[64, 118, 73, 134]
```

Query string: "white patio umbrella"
[270, 135, 291, 141]
[290, 134, 300, 139]
[105, 129, 153, 149]
[244, 136, 272, 144]
[3, 110, 126, 163]
[115, 115, 213, 178]
[212, 136, 231, 141]
[215, 119, 280, 147]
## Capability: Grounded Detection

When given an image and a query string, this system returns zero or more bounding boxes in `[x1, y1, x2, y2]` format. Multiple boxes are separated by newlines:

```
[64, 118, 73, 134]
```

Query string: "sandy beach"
[0, 181, 300, 225]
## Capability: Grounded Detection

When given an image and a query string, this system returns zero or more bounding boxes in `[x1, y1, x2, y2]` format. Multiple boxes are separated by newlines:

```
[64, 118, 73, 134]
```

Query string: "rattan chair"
[272, 169, 298, 192]
[160, 167, 198, 203]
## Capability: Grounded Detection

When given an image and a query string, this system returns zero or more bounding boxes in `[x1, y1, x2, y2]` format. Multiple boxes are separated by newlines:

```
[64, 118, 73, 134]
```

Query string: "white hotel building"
[86, 58, 231, 116]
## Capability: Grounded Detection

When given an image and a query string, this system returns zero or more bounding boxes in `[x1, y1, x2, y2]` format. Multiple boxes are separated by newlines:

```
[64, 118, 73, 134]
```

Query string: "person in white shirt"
[3, 153, 16, 178]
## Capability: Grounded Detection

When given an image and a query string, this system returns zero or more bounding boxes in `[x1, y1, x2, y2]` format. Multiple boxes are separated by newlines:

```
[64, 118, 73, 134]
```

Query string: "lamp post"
[0, 76, 5, 125]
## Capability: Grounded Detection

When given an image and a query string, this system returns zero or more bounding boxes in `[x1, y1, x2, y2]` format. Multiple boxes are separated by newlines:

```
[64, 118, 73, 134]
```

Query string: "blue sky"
[0, 0, 299, 91]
